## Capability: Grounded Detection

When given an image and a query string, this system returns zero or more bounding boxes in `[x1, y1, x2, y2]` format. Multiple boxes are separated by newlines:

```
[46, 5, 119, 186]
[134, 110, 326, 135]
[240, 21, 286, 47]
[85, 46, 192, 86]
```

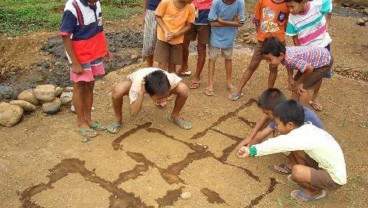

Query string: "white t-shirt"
[126, 67, 182, 104]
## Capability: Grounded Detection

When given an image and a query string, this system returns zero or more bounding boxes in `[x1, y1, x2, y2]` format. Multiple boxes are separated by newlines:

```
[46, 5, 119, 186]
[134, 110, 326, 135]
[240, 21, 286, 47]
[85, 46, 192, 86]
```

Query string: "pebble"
[180, 191, 191, 200]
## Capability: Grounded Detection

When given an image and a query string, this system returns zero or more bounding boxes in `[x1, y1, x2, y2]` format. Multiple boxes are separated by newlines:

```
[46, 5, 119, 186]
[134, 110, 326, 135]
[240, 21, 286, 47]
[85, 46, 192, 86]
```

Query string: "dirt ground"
[1, 8, 368, 208]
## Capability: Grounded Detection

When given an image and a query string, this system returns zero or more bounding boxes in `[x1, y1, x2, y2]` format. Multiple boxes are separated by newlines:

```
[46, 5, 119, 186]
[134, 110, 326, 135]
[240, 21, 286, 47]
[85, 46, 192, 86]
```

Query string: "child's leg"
[288, 151, 307, 167]
[170, 83, 189, 120]
[147, 55, 154, 67]
[222, 48, 234, 91]
[233, 41, 263, 94]
[206, 59, 215, 94]
[168, 63, 176, 73]
[291, 165, 324, 197]
[190, 25, 209, 86]
[225, 59, 234, 91]
[111, 81, 132, 123]
[84, 81, 94, 125]
[73, 82, 89, 129]
[178, 35, 191, 74]
[268, 66, 278, 88]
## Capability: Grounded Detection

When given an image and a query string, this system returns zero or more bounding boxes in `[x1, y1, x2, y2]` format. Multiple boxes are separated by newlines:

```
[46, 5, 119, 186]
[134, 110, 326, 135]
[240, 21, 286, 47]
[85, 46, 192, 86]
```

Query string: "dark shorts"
[305, 154, 342, 190]
[153, 39, 183, 65]
[184, 24, 210, 45]
[294, 57, 334, 89]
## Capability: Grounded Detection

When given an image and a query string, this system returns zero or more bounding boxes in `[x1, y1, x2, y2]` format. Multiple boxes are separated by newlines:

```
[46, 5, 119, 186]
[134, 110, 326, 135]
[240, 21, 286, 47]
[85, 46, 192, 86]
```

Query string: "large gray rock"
[0, 102, 24, 127]
[10, 100, 37, 112]
[33, 84, 56, 102]
[54, 87, 64, 97]
[42, 98, 61, 114]
[17, 89, 39, 106]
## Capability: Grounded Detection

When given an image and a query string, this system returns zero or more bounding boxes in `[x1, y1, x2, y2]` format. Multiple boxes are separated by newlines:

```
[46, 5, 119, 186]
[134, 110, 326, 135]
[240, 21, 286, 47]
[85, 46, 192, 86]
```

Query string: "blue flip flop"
[291, 189, 326, 203]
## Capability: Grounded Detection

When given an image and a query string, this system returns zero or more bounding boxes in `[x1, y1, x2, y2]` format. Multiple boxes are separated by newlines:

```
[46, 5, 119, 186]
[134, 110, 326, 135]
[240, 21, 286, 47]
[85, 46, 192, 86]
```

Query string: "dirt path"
[1, 12, 368, 208]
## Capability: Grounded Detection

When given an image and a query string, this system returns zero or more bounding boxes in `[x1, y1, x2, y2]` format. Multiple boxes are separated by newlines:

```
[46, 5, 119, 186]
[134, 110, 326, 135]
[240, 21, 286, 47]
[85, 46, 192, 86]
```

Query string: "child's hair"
[272, 100, 304, 127]
[261, 37, 286, 56]
[144, 70, 171, 96]
[258, 88, 286, 110]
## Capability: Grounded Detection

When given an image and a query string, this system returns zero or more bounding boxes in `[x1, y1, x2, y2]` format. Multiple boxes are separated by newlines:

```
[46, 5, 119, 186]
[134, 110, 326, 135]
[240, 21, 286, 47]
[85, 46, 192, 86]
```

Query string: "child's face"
[274, 116, 293, 135]
[262, 109, 274, 119]
[151, 92, 171, 105]
[286, 1, 306, 15]
[263, 53, 284, 68]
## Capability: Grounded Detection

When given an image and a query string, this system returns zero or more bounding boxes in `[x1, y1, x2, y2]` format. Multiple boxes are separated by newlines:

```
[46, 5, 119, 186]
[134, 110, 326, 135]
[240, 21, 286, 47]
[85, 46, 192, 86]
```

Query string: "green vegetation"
[0, 0, 141, 36]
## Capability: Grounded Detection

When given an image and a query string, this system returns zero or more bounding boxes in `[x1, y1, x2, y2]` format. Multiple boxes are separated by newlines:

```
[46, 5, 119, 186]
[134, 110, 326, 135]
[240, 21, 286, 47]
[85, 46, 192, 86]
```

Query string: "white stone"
[180, 191, 191, 200]
[0, 102, 24, 127]
[17, 89, 39, 106]
[9, 100, 37, 112]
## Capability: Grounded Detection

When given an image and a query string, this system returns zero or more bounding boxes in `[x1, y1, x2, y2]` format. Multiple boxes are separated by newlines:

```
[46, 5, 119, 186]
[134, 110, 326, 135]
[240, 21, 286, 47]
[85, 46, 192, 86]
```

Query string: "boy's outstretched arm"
[129, 81, 145, 116]
[237, 146, 250, 158]
[61, 36, 82, 73]
[237, 114, 271, 148]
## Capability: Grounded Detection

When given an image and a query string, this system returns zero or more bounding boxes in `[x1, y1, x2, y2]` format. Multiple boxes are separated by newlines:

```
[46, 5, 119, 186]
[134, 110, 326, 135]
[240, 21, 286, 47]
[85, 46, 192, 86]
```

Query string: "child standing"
[107, 68, 192, 133]
[237, 100, 346, 203]
[237, 88, 323, 175]
[229, 0, 288, 101]
[154, 0, 195, 73]
[285, 0, 333, 110]
[142, 0, 162, 67]
[205, 0, 245, 96]
[261, 37, 333, 110]
[60, 0, 110, 141]
[178, 0, 212, 89]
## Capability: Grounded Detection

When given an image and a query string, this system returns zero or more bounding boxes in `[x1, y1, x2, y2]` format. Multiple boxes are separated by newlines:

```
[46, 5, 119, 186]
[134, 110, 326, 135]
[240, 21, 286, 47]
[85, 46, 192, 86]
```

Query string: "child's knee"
[291, 165, 304, 179]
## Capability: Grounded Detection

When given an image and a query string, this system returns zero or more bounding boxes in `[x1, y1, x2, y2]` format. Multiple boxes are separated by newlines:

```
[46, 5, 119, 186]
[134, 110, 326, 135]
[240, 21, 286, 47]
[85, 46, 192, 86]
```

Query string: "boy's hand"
[233, 15, 240, 23]
[288, 78, 295, 91]
[237, 137, 252, 149]
[237, 146, 250, 158]
[71, 63, 83, 74]
[165, 31, 174, 41]
[295, 83, 306, 95]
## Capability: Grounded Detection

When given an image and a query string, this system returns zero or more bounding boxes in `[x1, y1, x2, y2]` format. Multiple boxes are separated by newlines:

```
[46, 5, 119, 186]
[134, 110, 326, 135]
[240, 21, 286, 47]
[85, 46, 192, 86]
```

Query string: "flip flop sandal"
[76, 128, 98, 143]
[291, 189, 326, 203]
[228, 92, 243, 101]
[189, 81, 200, 89]
[269, 164, 292, 175]
[90, 120, 106, 131]
[106, 121, 124, 134]
[204, 88, 215, 96]
[180, 71, 192, 76]
[309, 101, 323, 111]
[170, 117, 192, 130]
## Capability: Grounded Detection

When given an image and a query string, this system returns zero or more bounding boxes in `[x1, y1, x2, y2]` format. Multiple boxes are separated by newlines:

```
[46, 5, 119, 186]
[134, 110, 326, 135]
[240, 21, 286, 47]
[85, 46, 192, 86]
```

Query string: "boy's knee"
[291, 165, 304, 179]
[111, 87, 123, 100]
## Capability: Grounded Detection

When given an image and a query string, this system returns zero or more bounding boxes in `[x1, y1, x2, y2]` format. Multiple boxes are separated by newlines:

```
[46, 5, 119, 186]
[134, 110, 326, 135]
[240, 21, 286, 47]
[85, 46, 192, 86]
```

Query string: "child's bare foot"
[309, 100, 323, 111]
[227, 83, 235, 92]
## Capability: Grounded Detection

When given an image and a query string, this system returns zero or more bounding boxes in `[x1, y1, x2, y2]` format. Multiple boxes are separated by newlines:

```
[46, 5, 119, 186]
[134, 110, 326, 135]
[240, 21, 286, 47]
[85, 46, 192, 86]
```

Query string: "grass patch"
[0, 0, 142, 36]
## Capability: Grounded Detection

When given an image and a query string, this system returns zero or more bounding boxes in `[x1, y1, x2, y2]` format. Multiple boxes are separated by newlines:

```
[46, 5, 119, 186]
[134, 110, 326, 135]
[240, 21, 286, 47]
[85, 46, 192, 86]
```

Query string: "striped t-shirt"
[286, 0, 332, 47]
[282, 46, 331, 73]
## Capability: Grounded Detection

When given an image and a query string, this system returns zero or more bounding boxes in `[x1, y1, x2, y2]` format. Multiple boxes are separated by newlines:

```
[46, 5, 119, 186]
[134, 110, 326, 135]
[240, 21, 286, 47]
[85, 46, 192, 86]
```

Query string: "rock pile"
[0, 84, 73, 127]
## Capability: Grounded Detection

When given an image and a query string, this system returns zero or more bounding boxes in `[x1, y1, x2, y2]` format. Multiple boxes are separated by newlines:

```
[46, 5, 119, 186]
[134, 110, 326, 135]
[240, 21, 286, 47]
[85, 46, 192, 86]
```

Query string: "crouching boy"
[107, 67, 192, 133]
[237, 100, 346, 203]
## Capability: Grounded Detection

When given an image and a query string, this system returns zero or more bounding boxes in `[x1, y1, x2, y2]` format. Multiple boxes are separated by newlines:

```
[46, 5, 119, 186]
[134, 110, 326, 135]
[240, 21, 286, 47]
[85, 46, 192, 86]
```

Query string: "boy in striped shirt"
[261, 37, 333, 110]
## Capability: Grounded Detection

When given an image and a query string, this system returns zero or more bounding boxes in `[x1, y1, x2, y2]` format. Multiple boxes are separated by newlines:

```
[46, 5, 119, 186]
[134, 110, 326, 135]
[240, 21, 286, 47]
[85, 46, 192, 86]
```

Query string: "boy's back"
[208, 0, 245, 48]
